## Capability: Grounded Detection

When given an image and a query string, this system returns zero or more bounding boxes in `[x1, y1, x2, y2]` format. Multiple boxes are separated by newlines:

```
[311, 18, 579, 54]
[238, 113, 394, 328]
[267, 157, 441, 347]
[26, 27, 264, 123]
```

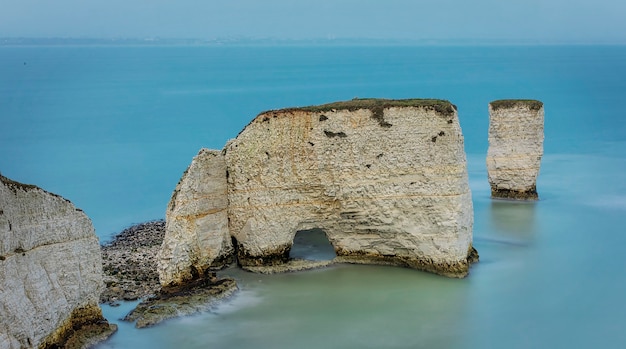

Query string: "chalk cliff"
[487, 100, 544, 200]
[159, 99, 476, 282]
[158, 149, 233, 287]
[0, 175, 115, 349]
[226, 99, 475, 276]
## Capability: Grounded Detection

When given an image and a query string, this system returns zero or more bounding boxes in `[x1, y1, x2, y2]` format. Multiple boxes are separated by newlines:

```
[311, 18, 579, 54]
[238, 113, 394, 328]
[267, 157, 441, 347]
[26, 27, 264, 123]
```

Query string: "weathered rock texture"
[225, 99, 475, 277]
[487, 100, 544, 200]
[160, 99, 476, 281]
[0, 175, 115, 349]
[158, 149, 234, 287]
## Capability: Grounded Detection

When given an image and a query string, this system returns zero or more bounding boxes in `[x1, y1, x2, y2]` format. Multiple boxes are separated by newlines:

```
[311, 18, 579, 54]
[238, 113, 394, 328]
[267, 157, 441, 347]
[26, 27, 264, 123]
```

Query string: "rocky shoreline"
[99, 217, 475, 329]
[100, 220, 240, 328]
[100, 220, 165, 304]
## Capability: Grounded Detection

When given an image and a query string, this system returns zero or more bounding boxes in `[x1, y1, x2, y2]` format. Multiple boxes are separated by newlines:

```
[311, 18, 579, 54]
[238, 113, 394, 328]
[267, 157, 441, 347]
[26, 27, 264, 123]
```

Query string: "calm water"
[1, 45, 626, 348]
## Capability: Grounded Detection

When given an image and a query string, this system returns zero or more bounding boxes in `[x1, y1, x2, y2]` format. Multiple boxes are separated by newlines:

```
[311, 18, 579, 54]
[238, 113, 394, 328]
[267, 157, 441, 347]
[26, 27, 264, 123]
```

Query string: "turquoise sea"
[2, 44, 626, 348]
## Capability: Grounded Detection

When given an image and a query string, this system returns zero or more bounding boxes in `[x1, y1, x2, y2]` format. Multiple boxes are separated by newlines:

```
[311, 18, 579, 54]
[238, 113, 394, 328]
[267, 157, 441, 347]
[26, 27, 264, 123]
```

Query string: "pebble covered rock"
[100, 220, 165, 304]
[100, 220, 240, 329]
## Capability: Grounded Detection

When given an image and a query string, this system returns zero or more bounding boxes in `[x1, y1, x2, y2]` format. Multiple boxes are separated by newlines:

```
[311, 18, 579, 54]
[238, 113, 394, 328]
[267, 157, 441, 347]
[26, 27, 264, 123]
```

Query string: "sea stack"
[0, 175, 115, 349]
[486, 99, 544, 200]
[160, 99, 477, 280]
[158, 149, 234, 287]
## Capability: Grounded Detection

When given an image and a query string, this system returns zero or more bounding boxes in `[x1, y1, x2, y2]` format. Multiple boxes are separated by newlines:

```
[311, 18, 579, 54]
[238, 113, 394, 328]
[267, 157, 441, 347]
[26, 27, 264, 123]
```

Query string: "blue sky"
[1, 0, 625, 42]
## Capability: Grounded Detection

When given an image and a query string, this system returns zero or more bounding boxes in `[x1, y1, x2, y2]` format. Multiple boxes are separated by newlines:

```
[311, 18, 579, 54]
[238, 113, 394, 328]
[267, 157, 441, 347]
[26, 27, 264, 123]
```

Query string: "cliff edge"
[0, 175, 115, 349]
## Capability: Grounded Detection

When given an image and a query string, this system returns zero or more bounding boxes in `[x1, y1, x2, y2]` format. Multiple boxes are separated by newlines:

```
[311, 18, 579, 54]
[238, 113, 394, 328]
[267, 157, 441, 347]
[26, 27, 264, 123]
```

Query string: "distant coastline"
[2, 37, 625, 47]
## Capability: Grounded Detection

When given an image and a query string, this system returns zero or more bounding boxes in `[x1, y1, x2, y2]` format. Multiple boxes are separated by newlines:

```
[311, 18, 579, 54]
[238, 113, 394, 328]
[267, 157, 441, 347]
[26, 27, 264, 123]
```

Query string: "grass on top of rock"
[0, 173, 71, 203]
[0, 174, 39, 192]
[262, 98, 458, 117]
[490, 99, 543, 111]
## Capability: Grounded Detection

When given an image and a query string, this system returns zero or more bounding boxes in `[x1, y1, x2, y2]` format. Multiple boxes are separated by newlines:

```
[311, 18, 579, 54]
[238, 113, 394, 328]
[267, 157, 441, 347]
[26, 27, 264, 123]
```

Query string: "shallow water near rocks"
[96, 152, 626, 349]
[2, 45, 626, 348]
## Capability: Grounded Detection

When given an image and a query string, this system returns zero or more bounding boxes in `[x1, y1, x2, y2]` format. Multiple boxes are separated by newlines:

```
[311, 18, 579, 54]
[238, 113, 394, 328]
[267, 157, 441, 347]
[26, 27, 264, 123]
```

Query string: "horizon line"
[2, 36, 625, 46]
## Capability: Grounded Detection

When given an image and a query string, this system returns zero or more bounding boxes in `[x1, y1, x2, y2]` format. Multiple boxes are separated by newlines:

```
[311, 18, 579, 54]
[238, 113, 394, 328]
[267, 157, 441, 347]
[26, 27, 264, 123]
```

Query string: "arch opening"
[289, 228, 336, 261]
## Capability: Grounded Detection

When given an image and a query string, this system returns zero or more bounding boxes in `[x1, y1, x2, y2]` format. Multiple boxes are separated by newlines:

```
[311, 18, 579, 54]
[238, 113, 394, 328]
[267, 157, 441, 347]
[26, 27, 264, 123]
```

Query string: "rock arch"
[290, 228, 337, 261]
[158, 99, 477, 286]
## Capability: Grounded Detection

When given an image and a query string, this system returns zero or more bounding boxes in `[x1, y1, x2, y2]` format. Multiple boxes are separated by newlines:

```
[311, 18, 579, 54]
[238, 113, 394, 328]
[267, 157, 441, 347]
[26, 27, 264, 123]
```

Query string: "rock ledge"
[124, 277, 238, 328]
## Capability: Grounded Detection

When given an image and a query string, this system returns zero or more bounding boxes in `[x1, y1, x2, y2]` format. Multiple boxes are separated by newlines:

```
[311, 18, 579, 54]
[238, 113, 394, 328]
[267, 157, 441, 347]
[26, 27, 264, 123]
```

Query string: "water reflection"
[488, 200, 538, 243]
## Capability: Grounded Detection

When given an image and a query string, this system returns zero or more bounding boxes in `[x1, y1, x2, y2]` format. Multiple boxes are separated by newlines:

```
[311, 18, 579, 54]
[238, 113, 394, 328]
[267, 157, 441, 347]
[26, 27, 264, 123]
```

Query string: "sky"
[1, 0, 625, 43]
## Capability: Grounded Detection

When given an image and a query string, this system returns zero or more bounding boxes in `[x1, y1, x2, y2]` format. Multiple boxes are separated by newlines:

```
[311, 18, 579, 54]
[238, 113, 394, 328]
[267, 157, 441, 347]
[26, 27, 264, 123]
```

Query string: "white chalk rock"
[158, 149, 233, 287]
[225, 99, 476, 277]
[0, 175, 113, 349]
[487, 100, 544, 200]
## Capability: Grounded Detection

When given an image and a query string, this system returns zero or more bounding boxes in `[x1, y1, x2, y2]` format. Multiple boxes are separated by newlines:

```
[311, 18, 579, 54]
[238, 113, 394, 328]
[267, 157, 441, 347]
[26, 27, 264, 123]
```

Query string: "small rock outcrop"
[487, 100, 544, 200]
[0, 175, 115, 349]
[158, 149, 234, 287]
[160, 99, 476, 281]
[124, 276, 237, 328]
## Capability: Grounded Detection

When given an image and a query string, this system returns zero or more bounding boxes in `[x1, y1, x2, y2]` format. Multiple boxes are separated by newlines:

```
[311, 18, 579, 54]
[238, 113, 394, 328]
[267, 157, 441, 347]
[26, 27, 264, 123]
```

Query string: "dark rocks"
[40, 305, 117, 349]
[100, 220, 239, 329]
[124, 276, 238, 328]
[491, 186, 539, 200]
[100, 220, 165, 304]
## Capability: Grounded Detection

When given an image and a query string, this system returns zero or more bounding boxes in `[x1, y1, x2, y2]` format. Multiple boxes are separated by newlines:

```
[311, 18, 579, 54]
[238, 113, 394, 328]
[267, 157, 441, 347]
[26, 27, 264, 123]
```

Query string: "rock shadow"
[289, 228, 337, 261]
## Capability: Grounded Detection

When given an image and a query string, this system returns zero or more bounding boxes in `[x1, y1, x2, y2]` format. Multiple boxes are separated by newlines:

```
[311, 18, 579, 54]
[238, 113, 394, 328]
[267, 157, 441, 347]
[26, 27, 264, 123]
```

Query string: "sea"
[1, 44, 626, 348]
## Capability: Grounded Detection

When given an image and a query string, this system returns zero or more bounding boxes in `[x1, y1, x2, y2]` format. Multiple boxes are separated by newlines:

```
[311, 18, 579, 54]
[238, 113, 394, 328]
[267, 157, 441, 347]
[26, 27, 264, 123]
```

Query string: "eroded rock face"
[159, 99, 476, 281]
[225, 99, 475, 277]
[487, 100, 544, 200]
[0, 175, 115, 349]
[158, 149, 233, 287]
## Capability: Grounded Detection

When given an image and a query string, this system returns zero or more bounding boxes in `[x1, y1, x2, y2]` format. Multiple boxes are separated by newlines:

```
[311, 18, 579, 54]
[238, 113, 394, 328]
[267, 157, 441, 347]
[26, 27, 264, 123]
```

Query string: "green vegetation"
[0, 174, 39, 192]
[240, 98, 458, 138]
[258, 98, 457, 122]
[490, 99, 543, 111]
[287, 98, 457, 116]
[1, 174, 71, 204]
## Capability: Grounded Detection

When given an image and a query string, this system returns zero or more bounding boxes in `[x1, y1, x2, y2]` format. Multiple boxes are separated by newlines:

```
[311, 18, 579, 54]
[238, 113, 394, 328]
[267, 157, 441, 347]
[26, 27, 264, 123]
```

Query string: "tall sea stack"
[0, 175, 115, 349]
[486, 99, 544, 200]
